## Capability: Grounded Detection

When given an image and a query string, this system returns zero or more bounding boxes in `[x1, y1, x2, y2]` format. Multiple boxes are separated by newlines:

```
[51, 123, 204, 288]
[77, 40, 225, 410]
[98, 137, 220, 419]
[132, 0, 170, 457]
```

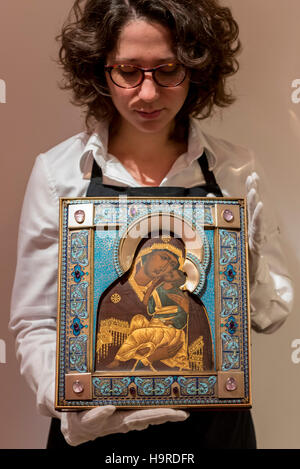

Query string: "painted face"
[143, 250, 179, 279]
[163, 268, 184, 284]
[105, 20, 190, 136]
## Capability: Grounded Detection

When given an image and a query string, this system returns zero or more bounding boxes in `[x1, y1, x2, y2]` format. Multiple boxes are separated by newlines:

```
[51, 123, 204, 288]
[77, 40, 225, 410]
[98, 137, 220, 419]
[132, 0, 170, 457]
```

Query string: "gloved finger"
[123, 408, 189, 431]
[245, 174, 254, 194]
[246, 172, 259, 194]
[247, 187, 259, 221]
[248, 201, 263, 236]
[249, 201, 264, 251]
[251, 201, 264, 232]
[80, 405, 116, 429]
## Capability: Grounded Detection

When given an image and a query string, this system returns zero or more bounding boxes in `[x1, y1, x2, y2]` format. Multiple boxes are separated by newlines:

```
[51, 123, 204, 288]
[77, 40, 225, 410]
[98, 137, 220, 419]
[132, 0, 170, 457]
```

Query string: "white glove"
[30, 333, 189, 447]
[61, 405, 189, 446]
[246, 172, 265, 284]
[245, 172, 284, 331]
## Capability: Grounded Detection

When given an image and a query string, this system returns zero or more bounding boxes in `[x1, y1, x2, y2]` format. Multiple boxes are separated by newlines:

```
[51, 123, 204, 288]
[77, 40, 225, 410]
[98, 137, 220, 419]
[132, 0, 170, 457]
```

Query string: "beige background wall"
[0, 0, 299, 449]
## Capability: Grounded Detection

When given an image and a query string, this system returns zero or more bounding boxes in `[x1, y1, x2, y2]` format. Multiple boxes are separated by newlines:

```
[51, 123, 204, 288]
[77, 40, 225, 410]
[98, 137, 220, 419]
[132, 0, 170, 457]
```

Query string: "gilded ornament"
[110, 293, 121, 303]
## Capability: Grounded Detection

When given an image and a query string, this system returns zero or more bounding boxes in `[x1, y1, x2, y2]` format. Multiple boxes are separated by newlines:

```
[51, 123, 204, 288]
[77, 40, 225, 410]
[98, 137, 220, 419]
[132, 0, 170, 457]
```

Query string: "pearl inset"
[223, 209, 234, 223]
[129, 206, 138, 217]
[225, 377, 238, 392]
[74, 210, 85, 224]
[72, 380, 84, 394]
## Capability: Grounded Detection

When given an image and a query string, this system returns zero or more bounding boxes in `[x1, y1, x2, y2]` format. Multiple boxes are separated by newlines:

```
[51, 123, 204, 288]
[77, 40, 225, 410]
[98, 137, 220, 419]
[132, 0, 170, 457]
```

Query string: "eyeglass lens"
[110, 64, 186, 88]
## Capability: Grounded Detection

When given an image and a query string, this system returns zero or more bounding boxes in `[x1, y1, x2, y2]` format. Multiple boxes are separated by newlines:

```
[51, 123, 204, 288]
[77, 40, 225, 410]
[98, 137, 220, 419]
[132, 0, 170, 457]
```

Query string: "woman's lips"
[135, 109, 163, 119]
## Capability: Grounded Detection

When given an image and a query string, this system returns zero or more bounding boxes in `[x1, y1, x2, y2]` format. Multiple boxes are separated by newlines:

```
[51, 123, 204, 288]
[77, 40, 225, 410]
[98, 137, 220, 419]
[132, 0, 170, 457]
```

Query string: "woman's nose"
[137, 74, 160, 102]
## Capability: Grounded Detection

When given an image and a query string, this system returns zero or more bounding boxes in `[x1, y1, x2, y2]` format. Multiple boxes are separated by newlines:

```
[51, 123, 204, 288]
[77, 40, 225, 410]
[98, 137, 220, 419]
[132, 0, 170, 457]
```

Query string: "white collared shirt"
[9, 117, 293, 418]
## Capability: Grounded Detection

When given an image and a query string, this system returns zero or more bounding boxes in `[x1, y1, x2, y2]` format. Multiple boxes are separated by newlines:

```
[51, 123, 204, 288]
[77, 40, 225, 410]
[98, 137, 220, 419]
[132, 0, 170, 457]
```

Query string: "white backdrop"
[0, 0, 299, 449]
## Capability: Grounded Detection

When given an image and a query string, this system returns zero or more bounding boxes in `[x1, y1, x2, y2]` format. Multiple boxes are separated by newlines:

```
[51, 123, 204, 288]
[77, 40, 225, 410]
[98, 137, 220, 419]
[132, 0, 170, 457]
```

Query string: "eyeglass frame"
[104, 63, 189, 89]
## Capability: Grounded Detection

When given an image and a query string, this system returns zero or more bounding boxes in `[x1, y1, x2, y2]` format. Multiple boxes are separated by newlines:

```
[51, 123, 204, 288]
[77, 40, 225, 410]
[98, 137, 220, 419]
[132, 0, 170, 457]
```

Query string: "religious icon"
[56, 198, 251, 410]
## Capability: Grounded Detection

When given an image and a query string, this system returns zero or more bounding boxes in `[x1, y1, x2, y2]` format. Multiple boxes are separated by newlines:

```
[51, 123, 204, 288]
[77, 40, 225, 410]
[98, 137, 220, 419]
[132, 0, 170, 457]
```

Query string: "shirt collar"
[79, 117, 217, 179]
[188, 118, 217, 170]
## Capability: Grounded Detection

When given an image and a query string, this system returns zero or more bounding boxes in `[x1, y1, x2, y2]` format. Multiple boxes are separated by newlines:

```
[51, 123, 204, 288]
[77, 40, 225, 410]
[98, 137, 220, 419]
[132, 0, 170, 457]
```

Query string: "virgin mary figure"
[95, 235, 213, 372]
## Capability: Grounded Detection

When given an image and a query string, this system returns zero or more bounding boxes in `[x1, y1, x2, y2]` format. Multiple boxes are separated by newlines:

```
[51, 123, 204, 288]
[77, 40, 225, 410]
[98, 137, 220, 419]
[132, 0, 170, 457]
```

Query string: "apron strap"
[91, 156, 103, 180]
[90, 150, 220, 188]
[198, 151, 219, 188]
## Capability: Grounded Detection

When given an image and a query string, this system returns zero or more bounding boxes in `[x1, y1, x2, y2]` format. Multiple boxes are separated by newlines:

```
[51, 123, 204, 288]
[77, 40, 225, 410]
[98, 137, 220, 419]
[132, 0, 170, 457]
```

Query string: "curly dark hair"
[57, 0, 241, 132]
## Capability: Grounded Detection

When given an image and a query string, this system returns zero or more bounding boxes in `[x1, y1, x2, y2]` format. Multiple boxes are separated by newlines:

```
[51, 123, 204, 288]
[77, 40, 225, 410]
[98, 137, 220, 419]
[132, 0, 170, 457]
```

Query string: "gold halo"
[182, 259, 201, 292]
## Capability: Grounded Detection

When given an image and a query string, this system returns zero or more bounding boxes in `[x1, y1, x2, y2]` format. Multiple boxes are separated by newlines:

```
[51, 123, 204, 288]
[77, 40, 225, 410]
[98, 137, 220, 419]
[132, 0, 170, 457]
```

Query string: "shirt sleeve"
[248, 152, 294, 333]
[9, 154, 61, 419]
[211, 137, 294, 334]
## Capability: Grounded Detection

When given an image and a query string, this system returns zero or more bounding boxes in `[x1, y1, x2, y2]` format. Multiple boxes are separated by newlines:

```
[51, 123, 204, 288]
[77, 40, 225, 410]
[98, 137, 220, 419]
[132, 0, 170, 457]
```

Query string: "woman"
[9, 0, 293, 450]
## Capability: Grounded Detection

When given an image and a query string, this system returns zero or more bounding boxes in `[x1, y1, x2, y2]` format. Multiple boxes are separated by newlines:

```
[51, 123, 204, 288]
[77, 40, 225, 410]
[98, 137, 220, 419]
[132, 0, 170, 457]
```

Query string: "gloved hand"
[61, 405, 189, 446]
[246, 172, 265, 284]
[245, 172, 282, 331]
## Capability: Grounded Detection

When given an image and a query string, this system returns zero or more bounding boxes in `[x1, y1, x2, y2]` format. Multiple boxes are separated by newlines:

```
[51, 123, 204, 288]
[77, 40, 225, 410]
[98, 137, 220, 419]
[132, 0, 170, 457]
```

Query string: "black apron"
[47, 152, 256, 450]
